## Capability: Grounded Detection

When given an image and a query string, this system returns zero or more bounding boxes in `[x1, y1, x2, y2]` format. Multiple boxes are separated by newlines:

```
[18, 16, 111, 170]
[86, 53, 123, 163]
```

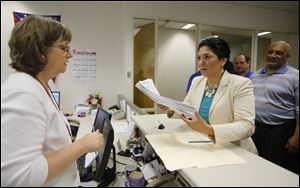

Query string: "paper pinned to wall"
[71, 49, 97, 82]
[146, 132, 247, 171]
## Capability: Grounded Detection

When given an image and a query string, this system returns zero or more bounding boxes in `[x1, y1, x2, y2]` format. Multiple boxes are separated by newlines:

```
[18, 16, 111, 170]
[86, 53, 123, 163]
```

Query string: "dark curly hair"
[8, 15, 72, 77]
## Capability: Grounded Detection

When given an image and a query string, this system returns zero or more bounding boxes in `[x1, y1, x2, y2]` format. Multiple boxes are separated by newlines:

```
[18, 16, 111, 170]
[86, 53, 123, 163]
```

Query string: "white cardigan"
[1, 72, 80, 187]
[184, 71, 257, 154]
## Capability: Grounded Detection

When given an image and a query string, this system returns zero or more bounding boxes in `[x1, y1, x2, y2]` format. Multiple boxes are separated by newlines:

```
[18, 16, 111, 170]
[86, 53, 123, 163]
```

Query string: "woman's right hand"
[77, 130, 104, 154]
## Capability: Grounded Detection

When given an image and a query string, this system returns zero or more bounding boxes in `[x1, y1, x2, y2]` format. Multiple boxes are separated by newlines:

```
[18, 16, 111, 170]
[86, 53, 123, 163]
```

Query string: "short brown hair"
[234, 53, 251, 64]
[8, 15, 72, 76]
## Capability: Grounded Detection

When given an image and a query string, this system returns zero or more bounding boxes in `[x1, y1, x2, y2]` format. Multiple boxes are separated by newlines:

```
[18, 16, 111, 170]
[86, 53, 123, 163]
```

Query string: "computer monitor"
[77, 107, 113, 183]
[51, 91, 60, 108]
[93, 107, 112, 132]
[94, 118, 116, 186]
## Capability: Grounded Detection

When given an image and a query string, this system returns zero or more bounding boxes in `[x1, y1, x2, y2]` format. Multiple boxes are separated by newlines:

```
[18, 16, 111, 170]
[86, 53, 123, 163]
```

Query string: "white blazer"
[1, 72, 80, 186]
[184, 71, 257, 154]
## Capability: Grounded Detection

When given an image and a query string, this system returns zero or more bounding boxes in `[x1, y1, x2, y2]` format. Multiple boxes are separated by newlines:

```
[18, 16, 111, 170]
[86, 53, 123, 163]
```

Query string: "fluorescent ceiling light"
[257, 31, 271, 36]
[182, 24, 195, 29]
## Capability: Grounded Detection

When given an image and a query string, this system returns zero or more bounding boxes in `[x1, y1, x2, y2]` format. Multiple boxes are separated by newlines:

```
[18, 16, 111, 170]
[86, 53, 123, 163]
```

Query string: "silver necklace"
[205, 85, 217, 98]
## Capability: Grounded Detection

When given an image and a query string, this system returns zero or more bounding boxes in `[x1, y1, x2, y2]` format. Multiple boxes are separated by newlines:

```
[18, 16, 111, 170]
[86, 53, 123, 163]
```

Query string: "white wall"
[1, 1, 125, 111]
[2, 1, 299, 110]
[157, 28, 196, 101]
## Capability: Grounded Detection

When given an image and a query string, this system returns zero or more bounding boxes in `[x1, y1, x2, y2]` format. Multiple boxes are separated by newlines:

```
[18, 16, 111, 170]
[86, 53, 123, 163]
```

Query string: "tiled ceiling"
[219, 1, 299, 13]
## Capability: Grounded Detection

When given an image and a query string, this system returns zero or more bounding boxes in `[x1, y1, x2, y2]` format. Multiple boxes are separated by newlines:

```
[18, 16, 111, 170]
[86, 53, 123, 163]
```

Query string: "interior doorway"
[133, 18, 155, 109]
[133, 18, 199, 113]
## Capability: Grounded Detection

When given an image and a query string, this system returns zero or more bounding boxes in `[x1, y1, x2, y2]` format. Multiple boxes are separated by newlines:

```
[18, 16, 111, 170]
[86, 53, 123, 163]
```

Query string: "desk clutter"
[132, 143, 144, 161]
[114, 138, 172, 187]
[77, 108, 299, 187]
[124, 139, 159, 163]
[74, 103, 92, 117]
[76, 98, 180, 186]
[76, 136, 171, 186]
[125, 170, 146, 187]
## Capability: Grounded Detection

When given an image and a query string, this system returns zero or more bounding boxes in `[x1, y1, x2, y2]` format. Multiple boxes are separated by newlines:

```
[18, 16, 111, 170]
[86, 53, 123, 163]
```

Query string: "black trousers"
[252, 119, 299, 174]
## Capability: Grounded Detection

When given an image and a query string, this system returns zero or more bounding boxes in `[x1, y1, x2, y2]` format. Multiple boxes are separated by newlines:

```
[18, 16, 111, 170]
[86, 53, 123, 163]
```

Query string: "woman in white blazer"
[1, 16, 103, 186]
[162, 37, 257, 154]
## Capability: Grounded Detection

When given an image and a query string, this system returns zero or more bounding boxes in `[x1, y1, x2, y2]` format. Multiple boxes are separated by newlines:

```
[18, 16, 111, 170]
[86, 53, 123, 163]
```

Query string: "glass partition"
[199, 25, 253, 65]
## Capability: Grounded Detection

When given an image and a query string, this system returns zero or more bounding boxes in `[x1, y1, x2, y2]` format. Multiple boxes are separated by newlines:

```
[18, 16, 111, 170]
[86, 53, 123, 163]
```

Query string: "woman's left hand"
[180, 111, 214, 136]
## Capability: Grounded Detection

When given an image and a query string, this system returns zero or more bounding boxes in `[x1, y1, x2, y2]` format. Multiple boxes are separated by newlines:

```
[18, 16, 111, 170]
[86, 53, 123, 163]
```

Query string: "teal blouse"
[199, 89, 217, 124]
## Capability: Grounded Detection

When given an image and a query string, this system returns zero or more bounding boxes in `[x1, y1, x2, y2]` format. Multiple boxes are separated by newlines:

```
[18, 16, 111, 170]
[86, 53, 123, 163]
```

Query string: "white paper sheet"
[142, 159, 160, 180]
[84, 152, 98, 168]
[135, 79, 195, 118]
[146, 132, 247, 171]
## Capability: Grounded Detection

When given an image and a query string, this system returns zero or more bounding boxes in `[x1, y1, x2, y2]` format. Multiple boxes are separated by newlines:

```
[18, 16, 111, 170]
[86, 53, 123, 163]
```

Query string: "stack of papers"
[135, 79, 195, 118]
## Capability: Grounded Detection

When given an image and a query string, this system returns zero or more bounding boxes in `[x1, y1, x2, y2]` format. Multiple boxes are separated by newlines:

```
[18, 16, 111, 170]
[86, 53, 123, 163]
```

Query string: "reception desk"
[132, 114, 299, 187]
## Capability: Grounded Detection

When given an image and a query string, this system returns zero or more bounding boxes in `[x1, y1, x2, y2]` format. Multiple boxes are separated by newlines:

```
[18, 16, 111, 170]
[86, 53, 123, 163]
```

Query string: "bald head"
[265, 41, 291, 72]
[269, 41, 291, 58]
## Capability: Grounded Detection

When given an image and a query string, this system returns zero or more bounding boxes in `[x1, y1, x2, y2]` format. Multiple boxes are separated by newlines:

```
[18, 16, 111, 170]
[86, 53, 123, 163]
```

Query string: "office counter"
[132, 114, 299, 187]
[179, 144, 298, 187]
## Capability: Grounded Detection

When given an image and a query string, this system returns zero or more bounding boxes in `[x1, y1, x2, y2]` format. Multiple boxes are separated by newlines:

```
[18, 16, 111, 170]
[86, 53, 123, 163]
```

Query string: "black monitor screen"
[93, 107, 112, 132]
[51, 91, 60, 108]
[94, 118, 114, 183]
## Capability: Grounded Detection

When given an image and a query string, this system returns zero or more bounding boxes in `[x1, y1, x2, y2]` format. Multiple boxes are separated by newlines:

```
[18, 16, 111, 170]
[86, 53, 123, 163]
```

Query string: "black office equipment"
[77, 154, 94, 182]
[77, 107, 114, 183]
[158, 124, 165, 129]
[92, 107, 115, 186]
[94, 118, 116, 187]
[93, 107, 112, 132]
[117, 149, 131, 157]
[108, 104, 120, 110]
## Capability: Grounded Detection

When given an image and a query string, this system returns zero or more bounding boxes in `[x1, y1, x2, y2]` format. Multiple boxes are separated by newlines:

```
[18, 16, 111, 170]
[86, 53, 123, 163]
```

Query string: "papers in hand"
[84, 152, 98, 168]
[135, 79, 195, 118]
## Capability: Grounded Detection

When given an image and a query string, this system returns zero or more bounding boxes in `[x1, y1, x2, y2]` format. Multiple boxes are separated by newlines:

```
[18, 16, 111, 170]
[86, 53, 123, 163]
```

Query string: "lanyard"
[34, 76, 72, 138]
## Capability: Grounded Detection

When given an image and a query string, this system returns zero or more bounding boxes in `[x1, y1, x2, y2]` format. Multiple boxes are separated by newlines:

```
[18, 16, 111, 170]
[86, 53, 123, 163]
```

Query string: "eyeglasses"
[234, 61, 247, 65]
[51, 44, 71, 53]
